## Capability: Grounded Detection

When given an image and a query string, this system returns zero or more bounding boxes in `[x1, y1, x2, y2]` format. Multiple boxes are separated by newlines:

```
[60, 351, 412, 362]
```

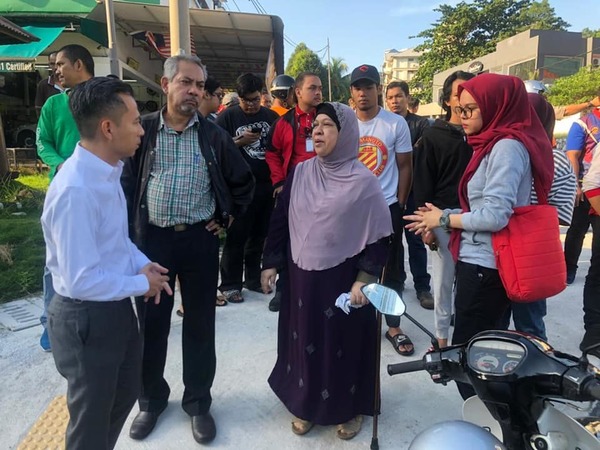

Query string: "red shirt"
[266, 106, 317, 187]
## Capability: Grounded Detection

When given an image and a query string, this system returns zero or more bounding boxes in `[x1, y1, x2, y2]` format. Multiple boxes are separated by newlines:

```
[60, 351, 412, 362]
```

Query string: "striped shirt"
[146, 112, 215, 227]
[532, 149, 577, 225]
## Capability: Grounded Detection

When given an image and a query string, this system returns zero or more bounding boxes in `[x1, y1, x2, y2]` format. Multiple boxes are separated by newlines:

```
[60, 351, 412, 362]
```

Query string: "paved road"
[0, 235, 594, 449]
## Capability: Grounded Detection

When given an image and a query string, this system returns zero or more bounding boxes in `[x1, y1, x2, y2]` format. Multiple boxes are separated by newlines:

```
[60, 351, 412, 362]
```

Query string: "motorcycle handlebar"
[387, 359, 426, 376]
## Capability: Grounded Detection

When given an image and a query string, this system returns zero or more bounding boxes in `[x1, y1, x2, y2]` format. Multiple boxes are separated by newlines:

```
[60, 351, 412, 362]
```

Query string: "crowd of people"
[33, 43, 600, 449]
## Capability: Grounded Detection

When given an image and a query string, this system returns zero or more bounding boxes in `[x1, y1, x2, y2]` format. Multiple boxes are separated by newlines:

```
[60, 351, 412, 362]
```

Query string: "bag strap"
[577, 119, 599, 145]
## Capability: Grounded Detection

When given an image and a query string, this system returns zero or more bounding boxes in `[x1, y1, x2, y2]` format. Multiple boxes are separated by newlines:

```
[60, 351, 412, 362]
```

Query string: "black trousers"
[564, 197, 591, 274]
[137, 223, 219, 416]
[219, 185, 274, 292]
[452, 261, 510, 399]
[384, 202, 404, 328]
[581, 215, 600, 352]
[48, 296, 140, 450]
[399, 191, 432, 293]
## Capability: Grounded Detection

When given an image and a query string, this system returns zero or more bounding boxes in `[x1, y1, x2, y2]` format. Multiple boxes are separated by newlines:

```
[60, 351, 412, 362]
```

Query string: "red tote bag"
[492, 204, 566, 302]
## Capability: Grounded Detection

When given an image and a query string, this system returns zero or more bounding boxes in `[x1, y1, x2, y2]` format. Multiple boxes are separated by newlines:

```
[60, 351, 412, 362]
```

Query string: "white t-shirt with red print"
[357, 107, 412, 205]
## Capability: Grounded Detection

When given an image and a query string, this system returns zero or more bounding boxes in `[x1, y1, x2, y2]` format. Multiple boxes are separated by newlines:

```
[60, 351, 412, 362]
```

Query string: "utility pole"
[327, 37, 332, 101]
[104, 0, 119, 76]
[169, 0, 191, 56]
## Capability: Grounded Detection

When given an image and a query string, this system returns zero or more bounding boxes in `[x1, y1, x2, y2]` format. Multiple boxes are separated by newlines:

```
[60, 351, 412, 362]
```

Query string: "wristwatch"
[439, 210, 451, 232]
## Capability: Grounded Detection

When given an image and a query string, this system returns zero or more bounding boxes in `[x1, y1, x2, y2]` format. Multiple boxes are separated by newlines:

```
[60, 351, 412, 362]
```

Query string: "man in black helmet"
[270, 74, 295, 116]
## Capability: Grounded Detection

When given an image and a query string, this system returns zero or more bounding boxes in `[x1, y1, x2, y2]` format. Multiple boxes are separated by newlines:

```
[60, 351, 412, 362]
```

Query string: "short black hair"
[386, 81, 409, 97]
[57, 44, 95, 76]
[440, 70, 476, 120]
[236, 73, 264, 98]
[205, 76, 222, 95]
[69, 77, 134, 139]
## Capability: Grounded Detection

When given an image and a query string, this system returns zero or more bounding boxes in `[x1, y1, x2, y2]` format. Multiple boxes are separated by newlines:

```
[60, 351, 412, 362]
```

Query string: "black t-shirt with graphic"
[216, 105, 279, 184]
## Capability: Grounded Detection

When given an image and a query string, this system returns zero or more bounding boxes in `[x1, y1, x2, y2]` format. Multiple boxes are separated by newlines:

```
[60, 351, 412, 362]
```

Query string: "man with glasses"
[216, 73, 279, 305]
[198, 76, 223, 122]
[35, 52, 64, 118]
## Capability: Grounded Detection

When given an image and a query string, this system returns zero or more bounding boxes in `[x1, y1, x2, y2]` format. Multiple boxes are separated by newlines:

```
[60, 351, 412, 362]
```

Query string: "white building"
[381, 47, 422, 89]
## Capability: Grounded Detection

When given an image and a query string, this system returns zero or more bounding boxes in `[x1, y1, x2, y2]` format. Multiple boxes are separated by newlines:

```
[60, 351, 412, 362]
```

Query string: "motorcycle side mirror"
[361, 283, 406, 316]
[361, 283, 441, 352]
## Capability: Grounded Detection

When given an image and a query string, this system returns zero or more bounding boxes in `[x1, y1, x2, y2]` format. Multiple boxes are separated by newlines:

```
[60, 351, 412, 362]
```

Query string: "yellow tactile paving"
[17, 395, 68, 450]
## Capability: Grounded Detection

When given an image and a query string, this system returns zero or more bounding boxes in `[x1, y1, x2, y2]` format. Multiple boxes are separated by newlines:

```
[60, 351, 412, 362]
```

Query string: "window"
[508, 58, 536, 80]
[541, 56, 582, 80]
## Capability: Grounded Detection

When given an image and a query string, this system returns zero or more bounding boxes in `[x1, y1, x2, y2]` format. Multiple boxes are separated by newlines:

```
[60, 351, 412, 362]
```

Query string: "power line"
[231, 0, 241, 12]
[247, 0, 298, 48]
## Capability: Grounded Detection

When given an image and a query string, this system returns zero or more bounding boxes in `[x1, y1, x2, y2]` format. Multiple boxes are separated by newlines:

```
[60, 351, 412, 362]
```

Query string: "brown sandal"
[336, 415, 363, 440]
[291, 417, 314, 435]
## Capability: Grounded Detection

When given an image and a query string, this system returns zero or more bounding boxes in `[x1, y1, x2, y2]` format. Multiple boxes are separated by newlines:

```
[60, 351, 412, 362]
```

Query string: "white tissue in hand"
[335, 292, 362, 315]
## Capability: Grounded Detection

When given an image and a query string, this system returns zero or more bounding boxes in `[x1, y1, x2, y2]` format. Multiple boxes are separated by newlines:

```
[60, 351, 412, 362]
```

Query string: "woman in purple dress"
[261, 102, 392, 440]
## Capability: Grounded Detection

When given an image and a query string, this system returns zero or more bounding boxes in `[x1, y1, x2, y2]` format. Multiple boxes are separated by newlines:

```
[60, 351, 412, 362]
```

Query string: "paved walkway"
[0, 236, 594, 449]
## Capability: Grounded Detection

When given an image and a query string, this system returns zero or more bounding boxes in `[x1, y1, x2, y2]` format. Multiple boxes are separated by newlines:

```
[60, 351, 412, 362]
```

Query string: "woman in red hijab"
[405, 74, 553, 396]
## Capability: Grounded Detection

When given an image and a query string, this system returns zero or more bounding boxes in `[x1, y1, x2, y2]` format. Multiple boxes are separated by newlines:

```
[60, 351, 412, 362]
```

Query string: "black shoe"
[129, 405, 167, 440]
[566, 270, 576, 285]
[192, 412, 217, 444]
[417, 291, 434, 310]
[268, 292, 282, 312]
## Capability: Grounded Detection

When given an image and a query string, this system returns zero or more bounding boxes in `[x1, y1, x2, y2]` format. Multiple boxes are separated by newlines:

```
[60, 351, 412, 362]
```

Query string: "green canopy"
[0, 0, 160, 15]
[0, 25, 63, 59]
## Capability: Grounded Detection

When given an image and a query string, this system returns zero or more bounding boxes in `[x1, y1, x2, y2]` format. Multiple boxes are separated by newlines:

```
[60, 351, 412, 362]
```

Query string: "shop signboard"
[0, 60, 36, 72]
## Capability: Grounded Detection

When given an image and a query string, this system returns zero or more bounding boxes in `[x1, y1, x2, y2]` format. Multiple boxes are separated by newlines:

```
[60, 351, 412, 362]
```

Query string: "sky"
[223, 0, 600, 75]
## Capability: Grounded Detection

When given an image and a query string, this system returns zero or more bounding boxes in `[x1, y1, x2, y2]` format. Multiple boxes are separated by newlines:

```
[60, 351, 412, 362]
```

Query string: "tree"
[546, 67, 600, 106]
[410, 0, 570, 101]
[328, 57, 350, 102]
[285, 43, 326, 80]
[285, 43, 350, 102]
[582, 28, 600, 38]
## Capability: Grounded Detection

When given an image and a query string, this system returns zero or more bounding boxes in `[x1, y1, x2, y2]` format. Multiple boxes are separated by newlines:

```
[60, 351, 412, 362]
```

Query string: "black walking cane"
[370, 266, 386, 450]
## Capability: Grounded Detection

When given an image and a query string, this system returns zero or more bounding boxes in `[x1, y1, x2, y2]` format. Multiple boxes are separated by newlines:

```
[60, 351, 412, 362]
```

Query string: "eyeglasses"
[453, 104, 479, 119]
[240, 96, 261, 105]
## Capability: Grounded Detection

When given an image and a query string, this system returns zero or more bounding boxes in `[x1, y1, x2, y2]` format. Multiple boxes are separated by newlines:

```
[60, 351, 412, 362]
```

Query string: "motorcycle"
[361, 283, 600, 450]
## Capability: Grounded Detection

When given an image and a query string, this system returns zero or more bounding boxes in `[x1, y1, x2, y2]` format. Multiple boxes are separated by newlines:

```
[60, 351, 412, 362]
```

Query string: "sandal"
[291, 417, 314, 435]
[336, 415, 363, 440]
[223, 289, 244, 303]
[385, 331, 415, 356]
[216, 294, 227, 307]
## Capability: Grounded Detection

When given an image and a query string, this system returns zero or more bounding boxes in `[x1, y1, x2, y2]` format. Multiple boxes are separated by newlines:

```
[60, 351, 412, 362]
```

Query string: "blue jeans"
[40, 266, 55, 329]
[498, 300, 547, 341]
[400, 192, 431, 293]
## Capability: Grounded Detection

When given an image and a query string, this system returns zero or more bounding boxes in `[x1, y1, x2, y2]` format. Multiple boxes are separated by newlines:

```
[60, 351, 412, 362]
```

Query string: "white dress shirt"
[42, 144, 150, 301]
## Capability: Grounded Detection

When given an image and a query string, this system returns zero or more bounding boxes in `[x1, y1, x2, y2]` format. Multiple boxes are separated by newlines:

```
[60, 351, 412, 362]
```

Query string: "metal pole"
[104, 0, 120, 76]
[169, 0, 191, 56]
[327, 37, 332, 101]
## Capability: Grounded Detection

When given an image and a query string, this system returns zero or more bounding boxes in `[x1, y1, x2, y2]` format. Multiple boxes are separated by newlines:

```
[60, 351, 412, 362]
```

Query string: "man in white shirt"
[350, 64, 415, 356]
[41, 77, 171, 450]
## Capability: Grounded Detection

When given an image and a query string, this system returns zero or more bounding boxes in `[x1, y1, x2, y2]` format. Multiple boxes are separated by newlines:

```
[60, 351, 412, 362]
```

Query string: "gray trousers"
[431, 228, 455, 340]
[48, 295, 141, 450]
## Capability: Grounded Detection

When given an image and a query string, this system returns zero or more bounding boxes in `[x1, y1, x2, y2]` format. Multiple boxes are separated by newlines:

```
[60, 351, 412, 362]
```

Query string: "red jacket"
[266, 106, 316, 187]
